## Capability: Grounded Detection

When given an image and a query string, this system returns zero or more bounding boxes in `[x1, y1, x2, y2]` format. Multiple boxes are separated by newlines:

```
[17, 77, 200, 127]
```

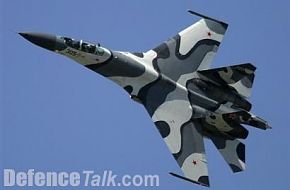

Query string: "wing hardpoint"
[139, 11, 228, 187]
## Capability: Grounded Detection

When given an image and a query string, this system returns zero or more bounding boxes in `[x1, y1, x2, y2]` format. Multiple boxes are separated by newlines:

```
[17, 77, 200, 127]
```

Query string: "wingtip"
[187, 10, 200, 16]
[187, 9, 228, 27]
[18, 32, 30, 39]
[229, 164, 246, 173]
[18, 32, 25, 37]
[169, 172, 210, 187]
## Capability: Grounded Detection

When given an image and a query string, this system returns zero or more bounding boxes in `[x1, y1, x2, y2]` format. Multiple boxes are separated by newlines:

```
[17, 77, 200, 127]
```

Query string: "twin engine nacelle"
[190, 78, 252, 111]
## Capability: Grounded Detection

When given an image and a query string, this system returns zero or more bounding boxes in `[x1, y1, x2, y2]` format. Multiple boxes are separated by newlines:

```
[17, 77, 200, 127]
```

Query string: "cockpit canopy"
[62, 37, 104, 55]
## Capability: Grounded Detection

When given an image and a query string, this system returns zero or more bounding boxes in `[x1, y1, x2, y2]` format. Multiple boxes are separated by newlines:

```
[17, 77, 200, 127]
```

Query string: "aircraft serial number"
[65, 49, 80, 57]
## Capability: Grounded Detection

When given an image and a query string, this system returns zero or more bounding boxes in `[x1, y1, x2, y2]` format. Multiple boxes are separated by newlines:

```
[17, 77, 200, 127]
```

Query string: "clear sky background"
[1, 0, 289, 189]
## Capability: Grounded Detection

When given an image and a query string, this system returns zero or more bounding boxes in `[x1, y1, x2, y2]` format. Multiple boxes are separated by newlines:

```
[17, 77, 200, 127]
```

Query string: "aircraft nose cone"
[19, 32, 66, 51]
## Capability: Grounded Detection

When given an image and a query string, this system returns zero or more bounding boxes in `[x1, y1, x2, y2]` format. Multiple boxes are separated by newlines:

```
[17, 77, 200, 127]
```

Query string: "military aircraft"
[19, 10, 270, 187]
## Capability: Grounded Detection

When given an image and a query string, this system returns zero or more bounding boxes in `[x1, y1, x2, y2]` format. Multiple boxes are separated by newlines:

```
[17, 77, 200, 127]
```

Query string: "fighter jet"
[19, 10, 270, 187]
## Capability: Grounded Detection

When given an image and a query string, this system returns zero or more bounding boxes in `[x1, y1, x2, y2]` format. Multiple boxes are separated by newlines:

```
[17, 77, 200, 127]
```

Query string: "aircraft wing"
[151, 110, 209, 187]
[145, 10, 228, 87]
[139, 79, 210, 187]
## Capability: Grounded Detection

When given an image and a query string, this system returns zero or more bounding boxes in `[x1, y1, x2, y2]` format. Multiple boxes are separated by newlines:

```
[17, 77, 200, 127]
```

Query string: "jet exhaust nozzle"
[241, 115, 271, 130]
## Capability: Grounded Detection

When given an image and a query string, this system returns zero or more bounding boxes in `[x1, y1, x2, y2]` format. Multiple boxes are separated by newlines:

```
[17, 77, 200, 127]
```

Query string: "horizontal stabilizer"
[210, 136, 246, 173]
[197, 63, 256, 98]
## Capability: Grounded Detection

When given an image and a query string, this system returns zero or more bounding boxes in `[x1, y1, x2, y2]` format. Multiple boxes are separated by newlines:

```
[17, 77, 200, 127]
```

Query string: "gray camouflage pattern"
[20, 10, 271, 187]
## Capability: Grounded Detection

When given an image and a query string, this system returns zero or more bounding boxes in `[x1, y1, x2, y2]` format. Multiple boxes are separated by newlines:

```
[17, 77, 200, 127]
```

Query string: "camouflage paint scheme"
[19, 10, 270, 187]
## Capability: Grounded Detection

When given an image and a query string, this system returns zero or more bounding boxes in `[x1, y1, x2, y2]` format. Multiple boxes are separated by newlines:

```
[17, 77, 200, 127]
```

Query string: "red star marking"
[192, 160, 197, 165]
[207, 32, 212, 37]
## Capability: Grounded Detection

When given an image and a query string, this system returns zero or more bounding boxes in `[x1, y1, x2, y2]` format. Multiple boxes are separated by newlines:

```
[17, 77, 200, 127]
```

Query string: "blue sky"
[1, 0, 289, 189]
